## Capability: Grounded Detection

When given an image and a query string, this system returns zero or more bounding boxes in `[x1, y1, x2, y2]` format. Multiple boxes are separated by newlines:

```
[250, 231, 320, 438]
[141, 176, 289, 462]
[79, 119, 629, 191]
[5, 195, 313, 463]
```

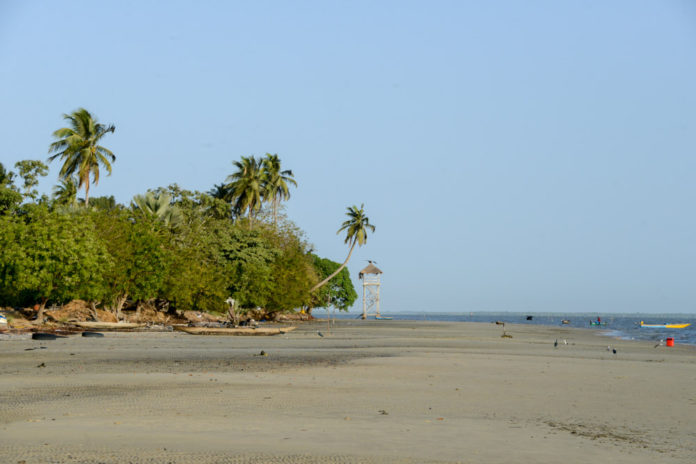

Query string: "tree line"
[0, 108, 375, 320]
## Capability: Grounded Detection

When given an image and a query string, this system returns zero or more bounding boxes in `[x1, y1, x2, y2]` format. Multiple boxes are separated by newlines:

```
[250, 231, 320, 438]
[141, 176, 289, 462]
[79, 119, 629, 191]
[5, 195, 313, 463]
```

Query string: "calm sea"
[320, 311, 696, 346]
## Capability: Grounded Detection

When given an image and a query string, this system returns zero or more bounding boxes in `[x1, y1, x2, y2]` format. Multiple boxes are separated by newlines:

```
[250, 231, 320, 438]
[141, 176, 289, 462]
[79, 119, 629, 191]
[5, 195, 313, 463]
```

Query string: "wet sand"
[1, 320, 695, 463]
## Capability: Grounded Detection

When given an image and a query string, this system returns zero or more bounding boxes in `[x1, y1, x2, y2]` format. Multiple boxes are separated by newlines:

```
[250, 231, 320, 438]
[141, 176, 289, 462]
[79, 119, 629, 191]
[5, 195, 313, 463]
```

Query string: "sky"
[1, 0, 695, 313]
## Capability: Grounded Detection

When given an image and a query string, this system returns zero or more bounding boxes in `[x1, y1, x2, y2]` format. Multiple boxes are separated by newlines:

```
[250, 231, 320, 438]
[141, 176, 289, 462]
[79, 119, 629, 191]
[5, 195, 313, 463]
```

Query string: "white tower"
[359, 262, 382, 319]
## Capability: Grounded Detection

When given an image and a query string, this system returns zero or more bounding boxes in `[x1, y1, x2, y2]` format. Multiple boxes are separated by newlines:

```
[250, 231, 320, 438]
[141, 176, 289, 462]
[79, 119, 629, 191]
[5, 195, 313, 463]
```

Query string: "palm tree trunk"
[311, 240, 356, 292]
[83, 175, 90, 207]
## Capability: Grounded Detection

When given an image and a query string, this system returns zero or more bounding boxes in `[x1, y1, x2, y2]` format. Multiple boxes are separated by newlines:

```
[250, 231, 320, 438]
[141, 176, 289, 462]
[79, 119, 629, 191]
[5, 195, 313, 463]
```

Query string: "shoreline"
[1, 320, 694, 463]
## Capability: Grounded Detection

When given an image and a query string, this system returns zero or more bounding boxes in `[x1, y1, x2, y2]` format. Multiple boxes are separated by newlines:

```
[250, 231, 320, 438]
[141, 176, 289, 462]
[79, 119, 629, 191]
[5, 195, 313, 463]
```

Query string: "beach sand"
[1, 320, 694, 463]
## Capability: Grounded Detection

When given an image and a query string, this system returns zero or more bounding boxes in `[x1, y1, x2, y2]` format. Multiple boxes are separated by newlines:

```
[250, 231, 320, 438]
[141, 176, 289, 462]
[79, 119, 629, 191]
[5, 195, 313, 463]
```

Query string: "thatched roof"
[359, 263, 382, 278]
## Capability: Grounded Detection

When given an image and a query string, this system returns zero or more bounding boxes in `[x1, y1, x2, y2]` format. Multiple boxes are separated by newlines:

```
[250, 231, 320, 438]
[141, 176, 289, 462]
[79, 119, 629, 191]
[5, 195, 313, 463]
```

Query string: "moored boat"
[640, 321, 691, 329]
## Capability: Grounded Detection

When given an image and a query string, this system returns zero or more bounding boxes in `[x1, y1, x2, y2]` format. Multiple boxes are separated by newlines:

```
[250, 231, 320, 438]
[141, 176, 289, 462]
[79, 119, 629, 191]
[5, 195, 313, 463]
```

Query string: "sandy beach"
[1, 320, 694, 463]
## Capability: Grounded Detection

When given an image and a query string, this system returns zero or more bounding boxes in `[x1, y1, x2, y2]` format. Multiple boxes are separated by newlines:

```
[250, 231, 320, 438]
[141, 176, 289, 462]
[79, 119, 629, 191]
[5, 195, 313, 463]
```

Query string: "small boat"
[640, 321, 691, 329]
[526, 315, 533, 320]
[375, 316, 393, 320]
[561, 320, 570, 325]
[589, 321, 607, 326]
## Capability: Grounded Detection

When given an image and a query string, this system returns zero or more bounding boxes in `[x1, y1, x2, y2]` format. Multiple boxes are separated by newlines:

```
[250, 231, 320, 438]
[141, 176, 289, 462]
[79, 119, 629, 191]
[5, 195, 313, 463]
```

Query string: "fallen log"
[74, 322, 145, 330]
[173, 326, 296, 336]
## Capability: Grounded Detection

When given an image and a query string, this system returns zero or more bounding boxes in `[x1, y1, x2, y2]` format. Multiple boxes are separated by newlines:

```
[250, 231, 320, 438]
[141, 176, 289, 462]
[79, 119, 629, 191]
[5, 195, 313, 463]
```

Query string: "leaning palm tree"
[261, 153, 297, 224]
[225, 156, 264, 228]
[52, 176, 79, 207]
[311, 204, 375, 292]
[47, 108, 115, 207]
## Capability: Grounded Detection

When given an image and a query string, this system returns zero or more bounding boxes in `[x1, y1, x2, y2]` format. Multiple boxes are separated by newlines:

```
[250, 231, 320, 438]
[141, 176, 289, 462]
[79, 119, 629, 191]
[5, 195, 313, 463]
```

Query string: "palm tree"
[262, 153, 297, 224]
[311, 204, 375, 292]
[52, 176, 79, 206]
[47, 108, 115, 207]
[208, 183, 231, 201]
[225, 156, 264, 228]
[131, 192, 182, 227]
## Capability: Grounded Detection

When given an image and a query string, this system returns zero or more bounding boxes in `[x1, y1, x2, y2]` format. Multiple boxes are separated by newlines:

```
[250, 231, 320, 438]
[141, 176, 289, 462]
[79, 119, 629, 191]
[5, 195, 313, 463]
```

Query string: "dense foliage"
[0, 143, 362, 320]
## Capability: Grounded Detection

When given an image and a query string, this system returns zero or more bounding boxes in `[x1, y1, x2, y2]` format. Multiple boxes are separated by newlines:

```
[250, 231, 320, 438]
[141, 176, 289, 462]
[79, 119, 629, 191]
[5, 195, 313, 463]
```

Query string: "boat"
[561, 320, 570, 325]
[589, 321, 607, 326]
[526, 315, 533, 320]
[640, 321, 691, 329]
[375, 316, 393, 320]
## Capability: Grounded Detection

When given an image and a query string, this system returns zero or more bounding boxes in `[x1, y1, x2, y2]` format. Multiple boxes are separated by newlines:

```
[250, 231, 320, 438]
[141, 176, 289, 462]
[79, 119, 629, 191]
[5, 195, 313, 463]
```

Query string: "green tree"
[161, 217, 229, 313]
[47, 108, 116, 207]
[226, 156, 264, 228]
[14, 160, 48, 201]
[91, 210, 168, 319]
[9, 207, 111, 319]
[0, 215, 24, 303]
[0, 162, 16, 188]
[310, 254, 358, 312]
[88, 195, 118, 211]
[311, 204, 375, 292]
[261, 153, 296, 225]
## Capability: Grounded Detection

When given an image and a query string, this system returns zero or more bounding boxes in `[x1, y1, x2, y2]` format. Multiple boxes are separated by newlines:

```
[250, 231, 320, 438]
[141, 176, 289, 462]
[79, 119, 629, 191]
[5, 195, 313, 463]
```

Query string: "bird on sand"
[317, 331, 324, 337]
[654, 339, 664, 348]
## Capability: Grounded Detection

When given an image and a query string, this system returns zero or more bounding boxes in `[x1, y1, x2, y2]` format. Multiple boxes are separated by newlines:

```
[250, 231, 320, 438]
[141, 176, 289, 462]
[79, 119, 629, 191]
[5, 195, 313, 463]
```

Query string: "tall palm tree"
[311, 204, 375, 292]
[47, 108, 115, 207]
[225, 156, 264, 228]
[262, 153, 297, 224]
[52, 176, 79, 206]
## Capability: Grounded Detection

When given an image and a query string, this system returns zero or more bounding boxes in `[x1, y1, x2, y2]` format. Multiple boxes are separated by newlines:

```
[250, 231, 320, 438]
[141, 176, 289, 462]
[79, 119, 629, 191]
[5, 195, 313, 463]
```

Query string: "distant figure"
[317, 331, 324, 337]
[607, 345, 612, 351]
[612, 348, 617, 354]
[554, 339, 558, 348]
[597, 316, 601, 323]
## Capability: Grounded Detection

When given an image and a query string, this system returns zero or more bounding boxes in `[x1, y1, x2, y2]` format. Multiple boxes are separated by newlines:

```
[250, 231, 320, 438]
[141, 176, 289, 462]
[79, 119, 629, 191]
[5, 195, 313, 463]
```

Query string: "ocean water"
[320, 311, 696, 346]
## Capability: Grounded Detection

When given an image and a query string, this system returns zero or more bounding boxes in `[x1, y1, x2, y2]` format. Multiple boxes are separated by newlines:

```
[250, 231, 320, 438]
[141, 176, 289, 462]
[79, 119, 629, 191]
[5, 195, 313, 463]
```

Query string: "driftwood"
[173, 326, 296, 336]
[74, 322, 145, 330]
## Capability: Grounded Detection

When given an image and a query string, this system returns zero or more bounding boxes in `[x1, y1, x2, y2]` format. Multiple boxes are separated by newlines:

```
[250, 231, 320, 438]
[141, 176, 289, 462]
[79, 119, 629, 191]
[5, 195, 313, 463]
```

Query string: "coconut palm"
[311, 204, 375, 292]
[208, 183, 231, 201]
[225, 156, 264, 228]
[262, 153, 296, 224]
[131, 192, 182, 227]
[52, 176, 79, 206]
[47, 108, 115, 207]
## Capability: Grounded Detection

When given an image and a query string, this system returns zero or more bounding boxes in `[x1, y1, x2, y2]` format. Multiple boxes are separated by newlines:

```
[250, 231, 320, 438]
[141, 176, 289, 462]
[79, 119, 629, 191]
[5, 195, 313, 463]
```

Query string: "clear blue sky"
[1, 1, 695, 313]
